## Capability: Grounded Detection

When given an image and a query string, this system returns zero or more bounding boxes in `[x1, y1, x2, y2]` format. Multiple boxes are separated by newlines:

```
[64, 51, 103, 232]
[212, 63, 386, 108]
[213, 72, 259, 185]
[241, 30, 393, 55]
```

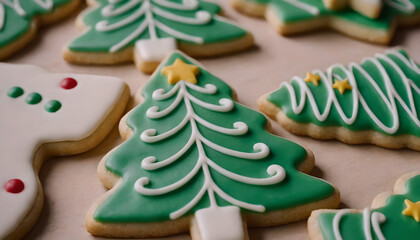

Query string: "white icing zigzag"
[95, 0, 213, 52]
[134, 80, 286, 220]
[0, 0, 53, 30]
[333, 208, 386, 240]
[280, 49, 420, 135]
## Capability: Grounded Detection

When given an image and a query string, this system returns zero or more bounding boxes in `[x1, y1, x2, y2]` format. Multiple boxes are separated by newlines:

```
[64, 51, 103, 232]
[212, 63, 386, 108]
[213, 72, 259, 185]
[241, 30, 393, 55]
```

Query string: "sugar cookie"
[308, 171, 420, 240]
[63, 0, 254, 74]
[258, 49, 420, 150]
[0, 63, 129, 239]
[85, 51, 339, 239]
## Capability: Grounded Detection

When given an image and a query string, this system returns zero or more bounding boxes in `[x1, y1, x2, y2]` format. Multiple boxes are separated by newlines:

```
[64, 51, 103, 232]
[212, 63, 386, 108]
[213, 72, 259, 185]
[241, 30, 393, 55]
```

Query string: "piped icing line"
[134, 80, 286, 220]
[279, 49, 420, 135]
[95, 0, 213, 53]
[282, 0, 320, 15]
[0, 3, 4, 31]
[385, 0, 416, 13]
[333, 208, 386, 240]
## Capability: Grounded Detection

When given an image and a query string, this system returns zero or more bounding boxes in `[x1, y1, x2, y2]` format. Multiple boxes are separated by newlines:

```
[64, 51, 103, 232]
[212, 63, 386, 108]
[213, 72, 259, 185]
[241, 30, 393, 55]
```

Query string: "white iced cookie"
[0, 63, 129, 239]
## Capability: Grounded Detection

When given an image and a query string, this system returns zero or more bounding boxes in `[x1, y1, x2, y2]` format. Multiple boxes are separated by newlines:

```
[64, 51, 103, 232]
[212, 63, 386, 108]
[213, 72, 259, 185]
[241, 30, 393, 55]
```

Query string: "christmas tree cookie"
[63, 0, 254, 74]
[0, 0, 81, 59]
[308, 171, 420, 240]
[231, 0, 420, 44]
[0, 63, 129, 239]
[258, 49, 420, 151]
[85, 51, 340, 239]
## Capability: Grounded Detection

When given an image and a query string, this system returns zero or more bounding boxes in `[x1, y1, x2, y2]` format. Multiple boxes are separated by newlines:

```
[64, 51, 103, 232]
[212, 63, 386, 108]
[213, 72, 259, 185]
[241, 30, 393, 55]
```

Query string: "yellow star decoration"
[332, 79, 352, 95]
[403, 199, 420, 222]
[304, 72, 320, 86]
[161, 59, 200, 85]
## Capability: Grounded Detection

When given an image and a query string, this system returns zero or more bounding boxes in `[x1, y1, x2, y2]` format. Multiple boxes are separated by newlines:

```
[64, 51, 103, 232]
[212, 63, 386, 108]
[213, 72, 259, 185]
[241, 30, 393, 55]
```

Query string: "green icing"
[256, 0, 420, 30]
[25, 92, 42, 105]
[44, 100, 61, 112]
[318, 174, 420, 239]
[7, 86, 24, 98]
[0, 0, 72, 48]
[93, 52, 336, 223]
[68, 0, 249, 53]
[267, 49, 420, 137]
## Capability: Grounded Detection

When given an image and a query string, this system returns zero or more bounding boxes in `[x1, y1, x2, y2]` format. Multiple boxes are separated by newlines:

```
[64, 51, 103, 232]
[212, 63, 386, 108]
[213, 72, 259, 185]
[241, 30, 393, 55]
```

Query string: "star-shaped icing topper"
[304, 72, 321, 86]
[332, 79, 352, 94]
[161, 59, 200, 85]
[403, 199, 420, 222]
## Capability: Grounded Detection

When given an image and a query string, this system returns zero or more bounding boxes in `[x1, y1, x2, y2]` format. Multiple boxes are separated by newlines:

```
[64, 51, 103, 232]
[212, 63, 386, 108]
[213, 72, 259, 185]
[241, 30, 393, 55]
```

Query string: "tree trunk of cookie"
[191, 206, 247, 240]
[135, 37, 177, 63]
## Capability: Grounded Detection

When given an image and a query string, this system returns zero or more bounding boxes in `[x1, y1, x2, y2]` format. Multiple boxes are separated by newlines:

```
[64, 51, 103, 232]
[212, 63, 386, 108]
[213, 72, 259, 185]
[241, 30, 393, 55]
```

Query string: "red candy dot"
[4, 179, 25, 194]
[60, 77, 78, 90]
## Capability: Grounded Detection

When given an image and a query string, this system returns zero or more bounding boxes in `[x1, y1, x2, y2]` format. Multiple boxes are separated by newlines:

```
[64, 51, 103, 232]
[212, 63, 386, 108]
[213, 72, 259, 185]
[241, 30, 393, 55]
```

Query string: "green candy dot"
[7, 87, 24, 98]
[44, 100, 62, 113]
[25, 92, 42, 105]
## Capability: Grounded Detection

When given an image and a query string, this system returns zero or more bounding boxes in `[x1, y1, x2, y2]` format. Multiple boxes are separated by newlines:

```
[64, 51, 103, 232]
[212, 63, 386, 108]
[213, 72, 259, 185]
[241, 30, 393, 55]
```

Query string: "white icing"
[0, 3, 4, 31]
[95, 0, 214, 54]
[371, 212, 387, 240]
[333, 209, 352, 240]
[0, 64, 126, 238]
[153, 0, 198, 10]
[135, 37, 177, 62]
[385, 0, 415, 13]
[134, 80, 286, 220]
[333, 208, 386, 240]
[363, 208, 372, 240]
[195, 206, 244, 240]
[281, 49, 420, 135]
[283, 0, 320, 15]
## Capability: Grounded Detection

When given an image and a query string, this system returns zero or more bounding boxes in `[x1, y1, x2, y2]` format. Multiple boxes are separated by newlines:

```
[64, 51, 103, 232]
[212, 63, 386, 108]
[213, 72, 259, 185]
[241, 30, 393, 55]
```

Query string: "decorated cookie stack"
[231, 0, 420, 44]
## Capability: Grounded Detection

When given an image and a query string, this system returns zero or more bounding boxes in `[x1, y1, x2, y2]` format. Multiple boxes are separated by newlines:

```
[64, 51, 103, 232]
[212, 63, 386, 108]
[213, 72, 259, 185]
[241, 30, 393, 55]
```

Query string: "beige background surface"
[5, 1, 420, 239]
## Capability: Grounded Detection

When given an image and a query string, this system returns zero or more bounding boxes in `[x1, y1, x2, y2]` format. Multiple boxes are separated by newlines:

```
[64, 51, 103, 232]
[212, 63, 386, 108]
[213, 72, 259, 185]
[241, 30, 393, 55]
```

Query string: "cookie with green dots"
[0, 63, 129, 239]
